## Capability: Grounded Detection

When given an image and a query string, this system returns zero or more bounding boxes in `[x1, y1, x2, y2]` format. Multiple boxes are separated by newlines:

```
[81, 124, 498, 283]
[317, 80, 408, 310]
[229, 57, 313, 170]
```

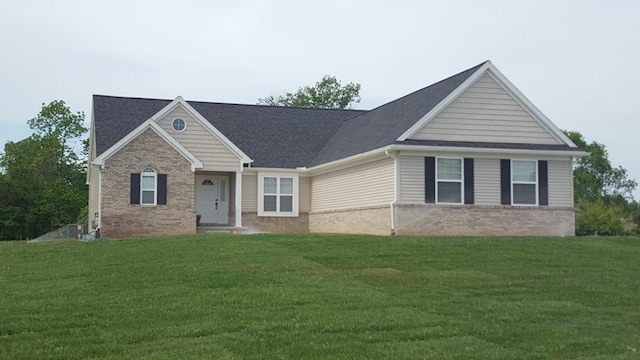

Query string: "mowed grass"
[1, 234, 639, 359]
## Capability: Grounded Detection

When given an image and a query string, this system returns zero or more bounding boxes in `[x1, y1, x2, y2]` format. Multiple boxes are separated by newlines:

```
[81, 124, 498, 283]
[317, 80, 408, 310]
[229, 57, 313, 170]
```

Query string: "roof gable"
[398, 61, 577, 147]
[93, 120, 203, 171]
[151, 97, 251, 164]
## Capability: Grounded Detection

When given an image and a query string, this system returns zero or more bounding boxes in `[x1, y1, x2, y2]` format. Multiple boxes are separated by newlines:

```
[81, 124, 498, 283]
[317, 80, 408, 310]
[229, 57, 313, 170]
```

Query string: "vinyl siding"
[299, 176, 311, 213]
[88, 166, 100, 224]
[474, 158, 501, 205]
[397, 155, 572, 206]
[411, 74, 561, 145]
[242, 173, 258, 212]
[398, 156, 424, 202]
[548, 159, 573, 206]
[158, 107, 241, 171]
[311, 157, 395, 212]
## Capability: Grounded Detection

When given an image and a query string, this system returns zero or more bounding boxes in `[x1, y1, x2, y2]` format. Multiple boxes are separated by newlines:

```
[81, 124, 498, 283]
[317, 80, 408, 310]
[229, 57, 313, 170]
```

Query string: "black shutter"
[500, 159, 511, 205]
[425, 157, 436, 203]
[464, 158, 474, 204]
[130, 174, 140, 204]
[157, 174, 167, 205]
[538, 161, 548, 206]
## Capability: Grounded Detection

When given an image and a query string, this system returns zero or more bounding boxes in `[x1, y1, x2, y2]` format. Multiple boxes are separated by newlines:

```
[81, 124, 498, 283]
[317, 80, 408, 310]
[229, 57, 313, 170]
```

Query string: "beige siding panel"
[474, 158, 501, 205]
[158, 107, 241, 171]
[311, 158, 395, 212]
[242, 173, 258, 212]
[548, 159, 573, 207]
[88, 168, 100, 225]
[411, 74, 561, 145]
[398, 156, 424, 203]
[299, 177, 311, 213]
[399, 155, 501, 205]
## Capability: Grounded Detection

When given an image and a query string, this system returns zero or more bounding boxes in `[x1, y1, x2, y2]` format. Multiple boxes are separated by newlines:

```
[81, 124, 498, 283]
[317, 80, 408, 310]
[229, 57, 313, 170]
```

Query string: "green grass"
[1, 234, 639, 359]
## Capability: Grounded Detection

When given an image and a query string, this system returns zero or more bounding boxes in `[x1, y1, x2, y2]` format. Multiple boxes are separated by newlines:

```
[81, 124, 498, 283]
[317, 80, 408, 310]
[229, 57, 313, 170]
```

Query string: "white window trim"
[141, 167, 157, 206]
[435, 157, 464, 205]
[171, 117, 187, 132]
[511, 159, 538, 206]
[258, 172, 299, 217]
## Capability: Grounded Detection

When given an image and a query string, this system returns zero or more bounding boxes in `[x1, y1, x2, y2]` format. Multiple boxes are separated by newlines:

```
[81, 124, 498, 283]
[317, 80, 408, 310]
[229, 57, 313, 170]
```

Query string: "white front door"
[196, 175, 229, 224]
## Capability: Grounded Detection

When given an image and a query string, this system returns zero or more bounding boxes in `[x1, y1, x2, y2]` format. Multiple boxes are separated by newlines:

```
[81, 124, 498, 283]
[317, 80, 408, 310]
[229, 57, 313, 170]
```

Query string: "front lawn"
[1, 234, 639, 359]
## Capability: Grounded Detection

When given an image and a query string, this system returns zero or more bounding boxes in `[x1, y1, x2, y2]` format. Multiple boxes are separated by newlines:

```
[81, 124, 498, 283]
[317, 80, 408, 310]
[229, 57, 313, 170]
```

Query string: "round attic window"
[172, 118, 186, 132]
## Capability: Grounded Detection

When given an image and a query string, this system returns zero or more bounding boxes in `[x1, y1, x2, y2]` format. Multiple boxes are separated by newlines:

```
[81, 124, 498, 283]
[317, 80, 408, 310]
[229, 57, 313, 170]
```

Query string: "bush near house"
[1, 234, 639, 359]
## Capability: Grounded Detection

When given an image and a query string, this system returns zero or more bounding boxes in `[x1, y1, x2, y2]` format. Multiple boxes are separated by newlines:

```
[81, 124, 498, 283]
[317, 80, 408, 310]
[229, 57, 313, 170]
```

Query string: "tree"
[0, 101, 87, 240]
[564, 130, 638, 236]
[564, 130, 637, 204]
[258, 75, 361, 109]
[575, 199, 624, 236]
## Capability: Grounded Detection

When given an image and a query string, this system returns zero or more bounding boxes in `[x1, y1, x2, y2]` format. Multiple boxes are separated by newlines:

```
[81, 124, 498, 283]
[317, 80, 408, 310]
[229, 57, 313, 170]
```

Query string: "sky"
[1, 0, 639, 199]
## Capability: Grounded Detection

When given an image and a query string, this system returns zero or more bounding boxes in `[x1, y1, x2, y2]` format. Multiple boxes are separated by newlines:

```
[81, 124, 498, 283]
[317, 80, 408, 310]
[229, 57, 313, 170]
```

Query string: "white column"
[235, 171, 242, 227]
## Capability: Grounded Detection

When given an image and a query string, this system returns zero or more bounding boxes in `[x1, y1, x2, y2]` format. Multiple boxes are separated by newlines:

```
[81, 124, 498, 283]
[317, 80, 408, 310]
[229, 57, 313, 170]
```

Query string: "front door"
[196, 175, 229, 224]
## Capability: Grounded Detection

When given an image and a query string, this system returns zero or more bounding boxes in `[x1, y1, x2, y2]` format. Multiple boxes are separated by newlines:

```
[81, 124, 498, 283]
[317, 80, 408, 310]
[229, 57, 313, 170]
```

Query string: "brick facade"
[100, 129, 195, 238]
[394, 204, 575, 237]
[309, 206, 392, 235]
[242, 212, 309, 233]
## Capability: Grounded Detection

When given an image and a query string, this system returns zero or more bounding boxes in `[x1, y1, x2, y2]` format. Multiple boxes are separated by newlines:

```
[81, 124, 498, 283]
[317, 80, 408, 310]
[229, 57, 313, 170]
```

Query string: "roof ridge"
[92, 94, 367, 113]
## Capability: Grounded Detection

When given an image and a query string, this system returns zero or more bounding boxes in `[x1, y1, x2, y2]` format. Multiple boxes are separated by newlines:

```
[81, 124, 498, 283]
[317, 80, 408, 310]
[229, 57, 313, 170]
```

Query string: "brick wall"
[242, 212, 309, 233]
[309, 206, 392, 235]
[394, 204, 575, 237]
[100, 129, 195, 238]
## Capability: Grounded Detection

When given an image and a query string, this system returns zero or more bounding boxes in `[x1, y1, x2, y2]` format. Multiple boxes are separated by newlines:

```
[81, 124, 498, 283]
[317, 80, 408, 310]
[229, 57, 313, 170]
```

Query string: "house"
[87, 61, 586, 238]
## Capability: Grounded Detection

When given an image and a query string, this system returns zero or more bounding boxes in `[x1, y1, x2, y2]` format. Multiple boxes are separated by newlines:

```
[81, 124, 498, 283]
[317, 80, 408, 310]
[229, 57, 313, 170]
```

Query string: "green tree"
[575, 199, 624, 236]
[258, 75, 361, 109]
[564, 130, 637, 204]
[0, 101, 87, 240]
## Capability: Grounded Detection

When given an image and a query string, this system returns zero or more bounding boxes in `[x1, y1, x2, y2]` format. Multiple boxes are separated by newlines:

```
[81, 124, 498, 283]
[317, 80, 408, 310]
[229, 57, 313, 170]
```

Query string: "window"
[436, 158, 463, 204]
[501, 159, 550, 206]
[512, 160, 537, 205]
[141, 167, 157, 205]
[258, 173, 298, 216]
[172, 118, 186, 132]
[130, 170, 167, 205]
[425, 157, 474, 205]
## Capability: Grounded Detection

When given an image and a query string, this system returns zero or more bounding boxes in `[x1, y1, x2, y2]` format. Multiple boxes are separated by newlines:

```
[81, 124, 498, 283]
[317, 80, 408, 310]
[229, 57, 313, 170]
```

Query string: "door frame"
[195, 174, 229, 225]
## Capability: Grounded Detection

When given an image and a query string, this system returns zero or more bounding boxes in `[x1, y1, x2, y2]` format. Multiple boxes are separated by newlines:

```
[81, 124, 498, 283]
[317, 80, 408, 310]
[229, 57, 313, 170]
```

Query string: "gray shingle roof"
[308, 62, 486, 166]
[95, 61, 568, 169]
[93, 96, 364, 168]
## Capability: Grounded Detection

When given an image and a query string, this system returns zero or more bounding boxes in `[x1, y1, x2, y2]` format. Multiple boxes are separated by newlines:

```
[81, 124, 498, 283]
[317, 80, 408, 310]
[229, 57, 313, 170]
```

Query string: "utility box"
[67, 224, 88, 239]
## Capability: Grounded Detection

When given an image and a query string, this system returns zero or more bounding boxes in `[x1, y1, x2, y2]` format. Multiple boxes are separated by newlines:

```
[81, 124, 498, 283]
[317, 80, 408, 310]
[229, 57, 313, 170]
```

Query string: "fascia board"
[92, 120, 203, 171]
[390, 144, 589, 158]
[305, 146, 392, 175]
[396, 61, 492, 141]
[153, 96, 252, 164]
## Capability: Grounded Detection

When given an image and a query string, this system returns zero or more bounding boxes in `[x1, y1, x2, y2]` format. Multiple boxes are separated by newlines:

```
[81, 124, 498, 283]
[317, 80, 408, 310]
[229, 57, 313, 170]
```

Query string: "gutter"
[384, 150, 398, 236]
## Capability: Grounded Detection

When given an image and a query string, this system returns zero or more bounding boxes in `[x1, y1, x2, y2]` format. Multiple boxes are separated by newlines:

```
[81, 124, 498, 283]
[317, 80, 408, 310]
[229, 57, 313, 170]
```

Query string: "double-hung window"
[141, 167, 157, 205]
[258, 173, 298, 216]
[511, 160, 537, 205]
[436, 158, 463, 204]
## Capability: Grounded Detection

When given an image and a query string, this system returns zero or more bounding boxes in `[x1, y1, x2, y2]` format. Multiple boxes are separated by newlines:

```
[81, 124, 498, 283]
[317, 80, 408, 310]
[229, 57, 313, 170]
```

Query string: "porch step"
[196, 226, 248, 235]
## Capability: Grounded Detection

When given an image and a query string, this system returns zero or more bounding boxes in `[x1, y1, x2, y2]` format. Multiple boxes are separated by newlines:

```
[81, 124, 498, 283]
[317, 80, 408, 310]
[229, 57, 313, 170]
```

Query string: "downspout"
[385, 150, 398, 236]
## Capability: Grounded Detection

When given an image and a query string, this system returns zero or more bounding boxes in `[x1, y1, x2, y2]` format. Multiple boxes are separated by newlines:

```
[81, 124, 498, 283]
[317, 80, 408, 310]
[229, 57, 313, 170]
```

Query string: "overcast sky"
[1, 0, 638, 199]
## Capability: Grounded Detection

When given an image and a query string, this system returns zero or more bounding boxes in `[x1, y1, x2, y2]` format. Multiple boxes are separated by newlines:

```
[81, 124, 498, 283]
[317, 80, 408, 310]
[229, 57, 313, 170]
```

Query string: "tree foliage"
[565, 130, 638, 235]
[564, 130, 637, 204]
[258, 75, 361, 109]
[0, 101, 87, 240]
[575, 199, 624, 236]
